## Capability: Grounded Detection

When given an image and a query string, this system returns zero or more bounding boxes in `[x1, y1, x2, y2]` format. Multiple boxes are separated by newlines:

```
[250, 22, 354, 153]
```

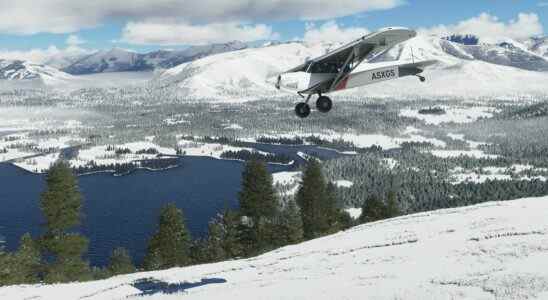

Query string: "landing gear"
[295, 94, 332, 118]
[295, 102, 311, 118]
[316, 96, 333, 113]
[418, 75, 426, 82]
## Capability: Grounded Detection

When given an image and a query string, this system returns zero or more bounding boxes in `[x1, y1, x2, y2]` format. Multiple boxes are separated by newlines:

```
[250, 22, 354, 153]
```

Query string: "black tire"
[419, 76, 426, 82]
[316, 96, 333, 113]
[295, 102, 311, 118]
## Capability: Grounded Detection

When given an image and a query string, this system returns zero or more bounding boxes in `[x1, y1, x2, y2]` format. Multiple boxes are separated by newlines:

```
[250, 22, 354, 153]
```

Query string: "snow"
[154, 35, 548, 101]
[400, 106, 495, 125]
[177, 139, 269, 160]
[272, 171, 302, 186]
[345, 207, 362, 220]
[272, 171, 302, 196]
[335, 180, 354, 188]
[382, 158, 398, 169]
[451, 172, 512, 184]
[449, 165, 548, 184]
[4, 196, 548, 300]
[431, 150, 499, 159]
[223, 123, 243, 130]
[13, 153, 60, 173]
[68, 141, 176, 171]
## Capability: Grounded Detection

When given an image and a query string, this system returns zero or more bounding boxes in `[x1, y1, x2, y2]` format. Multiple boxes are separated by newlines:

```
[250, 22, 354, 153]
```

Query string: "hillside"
[3, 196, 548, 300]
[0, 59, 74, 87]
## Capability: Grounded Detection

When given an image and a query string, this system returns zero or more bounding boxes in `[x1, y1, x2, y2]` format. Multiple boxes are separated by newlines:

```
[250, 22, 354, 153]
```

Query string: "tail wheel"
[316, 96, 333, 113]
[295, 102, 311, 118]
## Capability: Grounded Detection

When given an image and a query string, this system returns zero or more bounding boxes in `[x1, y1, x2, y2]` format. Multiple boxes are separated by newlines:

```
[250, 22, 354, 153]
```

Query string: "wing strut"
[328, 47, 369, 92]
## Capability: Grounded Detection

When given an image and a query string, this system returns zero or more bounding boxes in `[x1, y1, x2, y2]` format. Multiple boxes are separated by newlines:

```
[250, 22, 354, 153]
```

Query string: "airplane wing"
[283, 27, 417, 74]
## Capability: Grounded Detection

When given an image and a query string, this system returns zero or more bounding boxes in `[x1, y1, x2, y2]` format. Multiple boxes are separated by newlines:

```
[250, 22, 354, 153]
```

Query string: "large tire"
[295, 102, 311, 118]
[316, 96, 333, 113]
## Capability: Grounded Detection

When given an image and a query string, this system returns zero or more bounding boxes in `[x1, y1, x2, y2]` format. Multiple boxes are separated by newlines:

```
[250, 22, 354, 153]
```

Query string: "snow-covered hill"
[3, 196, 548, 300]
[155, 36, 548, 100]
[0, 59, 74, 86]
[154, 42, 328, 100]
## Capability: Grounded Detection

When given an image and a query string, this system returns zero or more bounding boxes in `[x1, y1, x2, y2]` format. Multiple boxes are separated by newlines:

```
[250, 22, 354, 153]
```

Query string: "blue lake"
[0, 144, 343, 267]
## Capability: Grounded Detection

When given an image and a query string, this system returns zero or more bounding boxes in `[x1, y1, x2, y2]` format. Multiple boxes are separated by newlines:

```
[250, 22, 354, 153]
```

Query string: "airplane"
[275, 27, 437, 118]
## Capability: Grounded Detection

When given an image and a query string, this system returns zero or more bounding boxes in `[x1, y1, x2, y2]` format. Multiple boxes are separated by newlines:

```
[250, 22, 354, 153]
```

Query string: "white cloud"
[303, 21, 370, 44]
[0, 0, 403, 35]
[419, 13, 544, 43]
[122, 21, 279, 45]
[66, 35, 86, 46]
[0, 46, 92, 66]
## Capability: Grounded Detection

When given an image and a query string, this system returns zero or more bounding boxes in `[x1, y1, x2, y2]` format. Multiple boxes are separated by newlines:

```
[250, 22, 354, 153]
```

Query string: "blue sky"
[0, 0, 546, 58]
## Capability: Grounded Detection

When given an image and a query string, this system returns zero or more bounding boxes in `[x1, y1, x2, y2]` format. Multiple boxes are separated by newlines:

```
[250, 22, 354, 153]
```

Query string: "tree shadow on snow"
[131, 277, 227, 296]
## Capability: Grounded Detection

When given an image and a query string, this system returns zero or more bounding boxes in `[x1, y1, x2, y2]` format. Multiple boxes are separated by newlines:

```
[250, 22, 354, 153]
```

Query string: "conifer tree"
[238, 160, 278, 254]
[204, 219, 227, 262]
[275, 200, 304, 246]
[0, 234, 41, 286]
[143, 203, 191, 270]
[384, 191, 401, 218]
[359, 195, 386, 224]
[239, 160, 277, 219]
[107, 247, 135, 276]
[13, 233, 41, 284]
[39, 162, 90, 283]
[296, 159, 333, 239]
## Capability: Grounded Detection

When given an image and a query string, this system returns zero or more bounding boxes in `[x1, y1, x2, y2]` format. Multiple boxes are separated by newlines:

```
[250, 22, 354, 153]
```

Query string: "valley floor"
[3, 196, 548, 300]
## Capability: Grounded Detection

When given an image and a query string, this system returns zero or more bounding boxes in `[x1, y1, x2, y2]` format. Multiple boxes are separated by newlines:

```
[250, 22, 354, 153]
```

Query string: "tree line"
[0, 158, 395, 286]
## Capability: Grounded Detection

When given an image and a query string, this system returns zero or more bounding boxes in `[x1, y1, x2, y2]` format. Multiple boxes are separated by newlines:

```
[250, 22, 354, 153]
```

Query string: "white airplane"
[275, 27, 436, 118]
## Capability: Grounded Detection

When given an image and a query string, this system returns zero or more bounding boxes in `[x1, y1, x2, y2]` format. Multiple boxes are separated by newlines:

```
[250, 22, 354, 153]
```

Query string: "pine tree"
[39, 162, 90, 283]
[359, 195, 386, 224]
[0, 234, 41, 286]
[204, 219, 227, 262]
[221, 210, 245, 258]
[337, 210, 355, 230]
[107, 247, 135, 276]
[384, 191, 400, 219]
[143, 203, 191, 270]
[275, 200, 304, 246]
[238, 160, 278, 254]
[296, 160, 333, 239]
[12, 234, 41, 284]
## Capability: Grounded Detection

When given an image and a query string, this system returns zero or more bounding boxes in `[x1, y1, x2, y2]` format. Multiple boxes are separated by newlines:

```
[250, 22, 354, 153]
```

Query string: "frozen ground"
[400, 106, 496, 125]
[3, 196, 548, 300]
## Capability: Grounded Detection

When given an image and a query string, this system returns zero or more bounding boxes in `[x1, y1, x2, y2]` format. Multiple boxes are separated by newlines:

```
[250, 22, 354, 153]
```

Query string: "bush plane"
[275, 27, 436, 118]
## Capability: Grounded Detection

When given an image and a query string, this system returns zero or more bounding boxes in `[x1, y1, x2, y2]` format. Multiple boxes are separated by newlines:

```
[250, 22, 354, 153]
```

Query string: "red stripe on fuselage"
[335, 76, 350, 91]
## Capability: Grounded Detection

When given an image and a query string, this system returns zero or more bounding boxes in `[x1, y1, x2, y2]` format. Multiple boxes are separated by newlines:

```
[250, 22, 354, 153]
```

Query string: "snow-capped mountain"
[0, 59, 73, 84]
[62, 41, 248, 75]
[62, 48, 146, 75]
[155, 35, 548, 100]
[3, 196, 548, 300]
[154, 42, 326, 99]
[524, 37, 548, 58]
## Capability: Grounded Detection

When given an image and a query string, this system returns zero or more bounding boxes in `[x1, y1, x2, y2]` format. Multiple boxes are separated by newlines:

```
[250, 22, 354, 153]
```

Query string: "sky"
[0, 0, 546, 62]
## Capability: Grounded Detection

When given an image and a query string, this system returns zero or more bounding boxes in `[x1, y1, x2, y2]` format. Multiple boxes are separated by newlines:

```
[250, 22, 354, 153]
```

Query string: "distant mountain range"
[1, 35, 548, 98]
[61, 41, 247, 75]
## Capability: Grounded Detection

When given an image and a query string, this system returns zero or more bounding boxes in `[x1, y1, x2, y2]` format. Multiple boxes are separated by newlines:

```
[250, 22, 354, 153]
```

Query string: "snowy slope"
[0, 59, 74, 86]
[3, 196, 548, 300]
[154, 42, 329, 100]
[525, 37, 548, 58]
[156, 35, 548, 100]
